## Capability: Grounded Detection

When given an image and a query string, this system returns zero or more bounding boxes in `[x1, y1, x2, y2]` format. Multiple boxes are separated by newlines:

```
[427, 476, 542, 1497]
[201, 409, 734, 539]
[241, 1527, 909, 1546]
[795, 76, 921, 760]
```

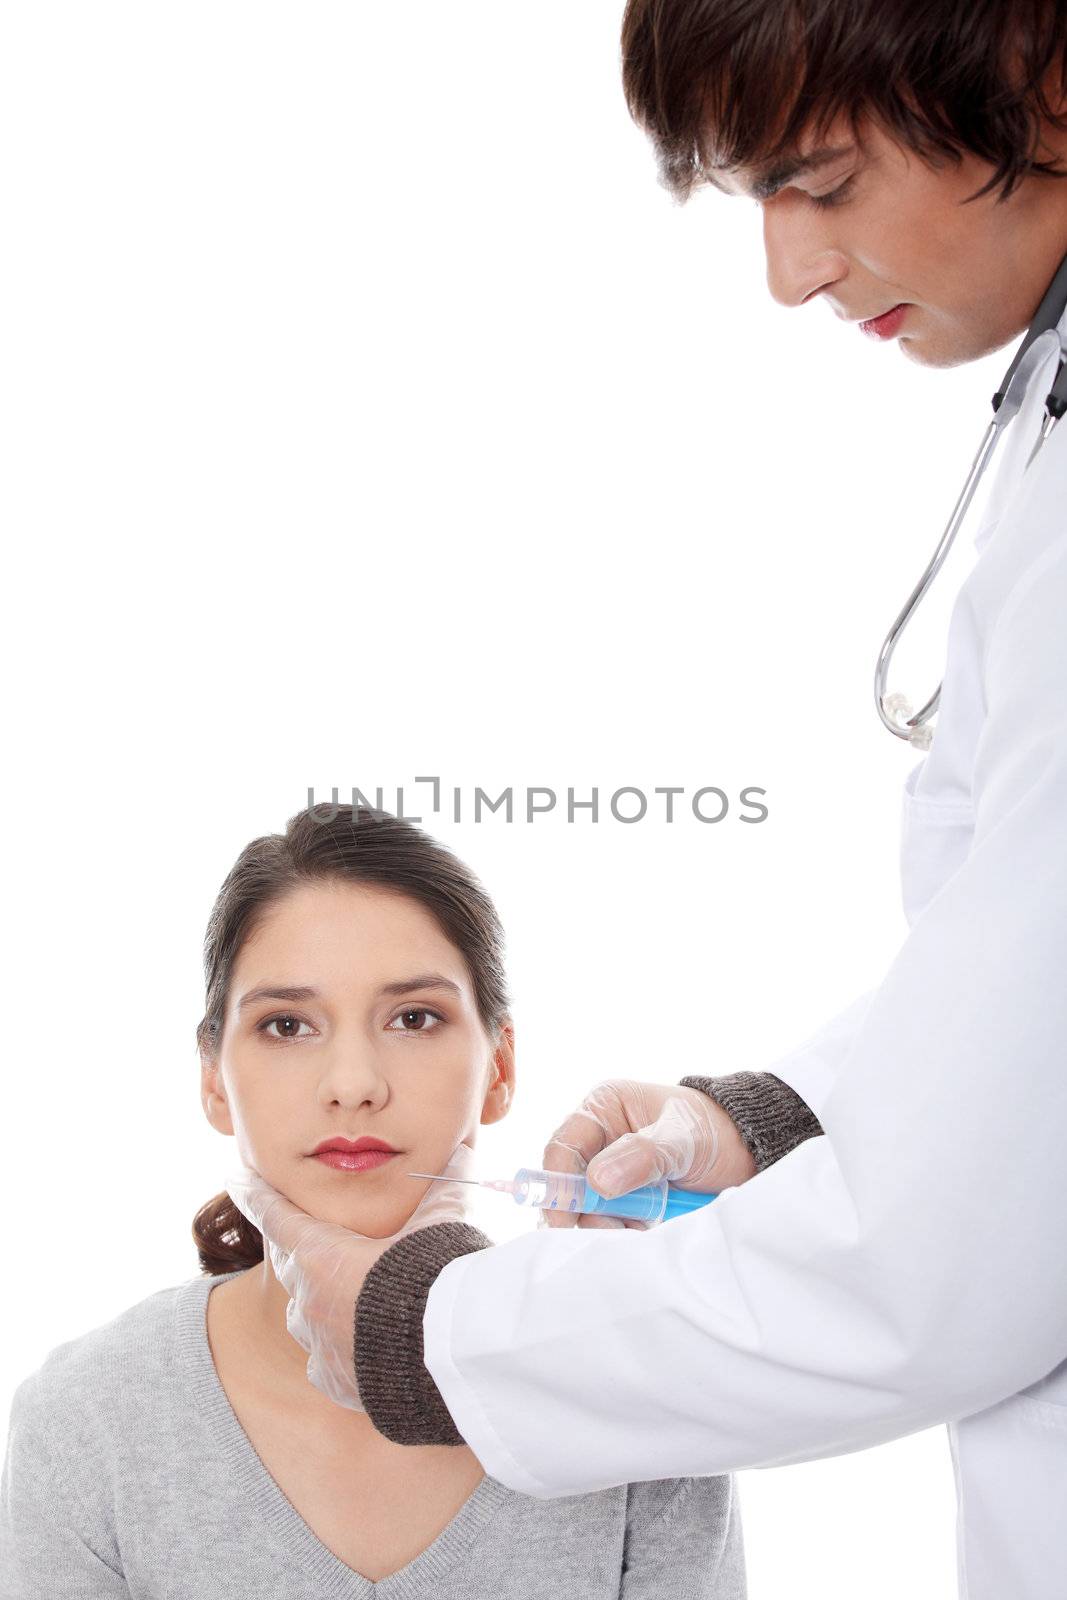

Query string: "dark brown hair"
[621, 0, 1067, 203]
[192, 803, 511, 1275]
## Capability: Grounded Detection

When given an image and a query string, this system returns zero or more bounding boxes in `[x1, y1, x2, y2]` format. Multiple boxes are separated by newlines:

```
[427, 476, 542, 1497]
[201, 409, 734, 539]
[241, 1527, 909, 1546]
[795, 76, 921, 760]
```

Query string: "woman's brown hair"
[621, 0, 1067, 203]
[192, 803, 511, 1275]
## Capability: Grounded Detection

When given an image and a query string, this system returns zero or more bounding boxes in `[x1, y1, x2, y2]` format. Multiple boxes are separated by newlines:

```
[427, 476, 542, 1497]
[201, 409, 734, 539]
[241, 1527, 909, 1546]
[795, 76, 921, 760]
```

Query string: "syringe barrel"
[512, 1168, 669, 1224]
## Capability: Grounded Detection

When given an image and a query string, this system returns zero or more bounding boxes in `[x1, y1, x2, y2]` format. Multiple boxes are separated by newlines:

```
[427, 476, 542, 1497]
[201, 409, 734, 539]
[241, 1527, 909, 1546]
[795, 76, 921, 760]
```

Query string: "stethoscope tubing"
[874, 418, 999, 742]
[875, 249, 1067, 747]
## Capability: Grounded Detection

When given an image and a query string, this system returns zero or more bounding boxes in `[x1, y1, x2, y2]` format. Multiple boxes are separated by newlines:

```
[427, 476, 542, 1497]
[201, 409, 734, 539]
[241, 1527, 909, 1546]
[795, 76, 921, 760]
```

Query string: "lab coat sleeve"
[754, 987, 880, 1118]
[0, 1378, 130, 1599]
[420, 528, 1067, 1499]
[677, 988, 880, 1168]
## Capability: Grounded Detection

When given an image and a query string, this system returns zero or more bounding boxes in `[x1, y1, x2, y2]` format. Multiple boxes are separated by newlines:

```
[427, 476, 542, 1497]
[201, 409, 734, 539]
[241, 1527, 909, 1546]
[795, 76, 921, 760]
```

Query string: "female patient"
[0, 804, 745, 1597]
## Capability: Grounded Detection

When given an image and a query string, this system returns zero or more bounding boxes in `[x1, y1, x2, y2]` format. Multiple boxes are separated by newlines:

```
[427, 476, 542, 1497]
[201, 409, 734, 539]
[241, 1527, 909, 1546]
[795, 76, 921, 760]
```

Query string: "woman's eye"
[809, 177, 856, 210]
[386, 1007, 445, 1034]
[257, 1014, 314, 1042]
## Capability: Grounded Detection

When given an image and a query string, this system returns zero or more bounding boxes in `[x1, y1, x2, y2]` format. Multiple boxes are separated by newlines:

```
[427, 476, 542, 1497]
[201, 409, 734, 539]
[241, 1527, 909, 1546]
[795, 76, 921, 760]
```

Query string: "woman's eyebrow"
[237, 984, 319, 1011]
[236, 974, 462, 1011]
[378, 973, 463, 999]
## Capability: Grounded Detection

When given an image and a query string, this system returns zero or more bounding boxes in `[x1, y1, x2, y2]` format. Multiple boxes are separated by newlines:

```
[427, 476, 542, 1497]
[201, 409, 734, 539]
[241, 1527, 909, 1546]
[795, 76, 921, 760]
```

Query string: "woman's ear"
[200, 1050, 236, 1137]
[480, 1019, 515, 1126]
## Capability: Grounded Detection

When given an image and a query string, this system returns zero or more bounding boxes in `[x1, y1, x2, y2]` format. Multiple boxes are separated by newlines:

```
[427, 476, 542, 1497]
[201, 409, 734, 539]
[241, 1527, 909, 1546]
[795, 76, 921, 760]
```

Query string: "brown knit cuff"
[354, 1220, 493, 1446]
[678, 1072, 824, 1172]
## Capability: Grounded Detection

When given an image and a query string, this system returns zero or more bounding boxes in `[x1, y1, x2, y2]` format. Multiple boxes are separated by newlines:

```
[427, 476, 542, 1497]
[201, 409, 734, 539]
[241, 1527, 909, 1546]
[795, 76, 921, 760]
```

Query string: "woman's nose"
[762, 203, 848, 309]
[316, 1038, 389, 1106]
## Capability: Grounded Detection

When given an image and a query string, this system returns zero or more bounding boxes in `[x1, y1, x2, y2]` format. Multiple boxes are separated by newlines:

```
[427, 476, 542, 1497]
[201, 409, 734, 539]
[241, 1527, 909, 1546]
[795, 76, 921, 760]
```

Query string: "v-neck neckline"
[175, 1270, 513, 1598]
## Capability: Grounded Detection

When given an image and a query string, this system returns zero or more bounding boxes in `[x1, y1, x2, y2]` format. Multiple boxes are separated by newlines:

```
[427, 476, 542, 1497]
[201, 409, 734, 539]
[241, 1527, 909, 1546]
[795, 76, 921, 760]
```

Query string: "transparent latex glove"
[540, 1080, 757, 1230]
[225, 1140, 477, 1410]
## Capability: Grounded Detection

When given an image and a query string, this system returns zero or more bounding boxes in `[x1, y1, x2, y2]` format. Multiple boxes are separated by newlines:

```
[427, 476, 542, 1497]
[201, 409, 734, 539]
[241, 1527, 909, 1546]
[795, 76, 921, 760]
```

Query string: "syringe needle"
[407, 1172, 482, 1185]
[407, 1172, 517, 1194]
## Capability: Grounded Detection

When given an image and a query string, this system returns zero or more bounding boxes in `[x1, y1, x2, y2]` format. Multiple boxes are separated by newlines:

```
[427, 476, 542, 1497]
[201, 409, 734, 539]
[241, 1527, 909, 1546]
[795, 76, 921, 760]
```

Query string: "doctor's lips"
[310, 1135, 401, 1173]
[859, 303, 908, 340]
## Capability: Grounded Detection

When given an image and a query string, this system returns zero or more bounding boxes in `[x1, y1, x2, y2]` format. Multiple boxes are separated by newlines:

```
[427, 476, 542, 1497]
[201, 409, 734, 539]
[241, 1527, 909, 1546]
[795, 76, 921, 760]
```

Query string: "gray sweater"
[0, 1267, 746, 1599]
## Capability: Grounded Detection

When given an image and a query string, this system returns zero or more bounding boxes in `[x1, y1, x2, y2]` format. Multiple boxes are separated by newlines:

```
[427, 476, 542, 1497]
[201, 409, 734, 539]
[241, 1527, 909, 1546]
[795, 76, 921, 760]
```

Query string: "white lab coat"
[421, 309, 1067, 1600]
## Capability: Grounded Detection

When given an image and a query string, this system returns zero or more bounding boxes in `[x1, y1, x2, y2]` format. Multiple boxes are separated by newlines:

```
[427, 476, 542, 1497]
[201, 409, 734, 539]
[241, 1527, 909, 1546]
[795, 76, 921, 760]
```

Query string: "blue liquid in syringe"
[490, 1168, 718, 1225]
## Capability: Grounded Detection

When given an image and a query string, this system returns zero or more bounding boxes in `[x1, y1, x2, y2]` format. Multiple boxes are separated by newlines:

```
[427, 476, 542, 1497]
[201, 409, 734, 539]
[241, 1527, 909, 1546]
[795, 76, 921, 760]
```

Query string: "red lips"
[310, 1136, 399, 1156]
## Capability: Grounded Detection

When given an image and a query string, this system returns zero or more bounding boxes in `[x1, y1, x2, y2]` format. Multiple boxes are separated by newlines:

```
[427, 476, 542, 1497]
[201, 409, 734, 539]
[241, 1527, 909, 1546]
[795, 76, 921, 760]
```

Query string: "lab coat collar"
[971, 296, 1067, 553]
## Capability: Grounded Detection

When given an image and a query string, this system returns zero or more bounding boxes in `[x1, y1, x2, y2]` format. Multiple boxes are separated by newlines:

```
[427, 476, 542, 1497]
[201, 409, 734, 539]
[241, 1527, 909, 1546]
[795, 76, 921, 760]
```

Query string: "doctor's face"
[200, 879, 513, 1238]
[710, 113, 1067, 367]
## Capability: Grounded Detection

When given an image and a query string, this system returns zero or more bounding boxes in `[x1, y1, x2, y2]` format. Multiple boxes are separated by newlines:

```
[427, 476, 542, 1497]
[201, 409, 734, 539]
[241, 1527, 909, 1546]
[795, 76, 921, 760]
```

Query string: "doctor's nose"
[761, 206, 849, 309]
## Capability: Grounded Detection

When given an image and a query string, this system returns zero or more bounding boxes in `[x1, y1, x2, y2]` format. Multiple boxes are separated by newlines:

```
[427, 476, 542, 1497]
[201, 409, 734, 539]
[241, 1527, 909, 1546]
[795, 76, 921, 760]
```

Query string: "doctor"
[229, 2, 1067, 1594]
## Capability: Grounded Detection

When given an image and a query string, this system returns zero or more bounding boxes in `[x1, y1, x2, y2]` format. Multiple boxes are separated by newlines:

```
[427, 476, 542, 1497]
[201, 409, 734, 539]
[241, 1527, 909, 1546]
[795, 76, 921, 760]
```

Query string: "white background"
[2, 3, 1013, 1594]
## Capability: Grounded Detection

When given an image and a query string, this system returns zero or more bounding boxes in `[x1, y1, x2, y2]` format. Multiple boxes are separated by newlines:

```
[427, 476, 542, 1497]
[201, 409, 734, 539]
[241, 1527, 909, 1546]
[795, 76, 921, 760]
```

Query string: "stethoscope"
[875, 249, 1067, 749]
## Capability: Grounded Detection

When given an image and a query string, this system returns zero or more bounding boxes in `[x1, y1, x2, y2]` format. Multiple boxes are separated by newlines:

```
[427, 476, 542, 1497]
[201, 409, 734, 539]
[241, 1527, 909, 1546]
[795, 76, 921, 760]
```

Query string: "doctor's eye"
[257, 1013, 315, 1042]
[808, 177, 856, 210]
[386, 1007, 445, 1034]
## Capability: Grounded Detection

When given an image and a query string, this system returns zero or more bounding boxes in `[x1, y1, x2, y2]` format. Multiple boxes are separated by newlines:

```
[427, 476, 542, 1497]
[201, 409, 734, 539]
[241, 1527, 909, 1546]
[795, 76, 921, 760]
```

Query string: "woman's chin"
[303, 1191, 420, 1240]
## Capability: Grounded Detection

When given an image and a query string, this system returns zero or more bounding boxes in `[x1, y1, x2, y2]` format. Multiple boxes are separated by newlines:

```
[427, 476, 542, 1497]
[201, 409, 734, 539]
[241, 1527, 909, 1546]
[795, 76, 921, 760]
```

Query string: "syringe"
[408, 1167, 718, 1226]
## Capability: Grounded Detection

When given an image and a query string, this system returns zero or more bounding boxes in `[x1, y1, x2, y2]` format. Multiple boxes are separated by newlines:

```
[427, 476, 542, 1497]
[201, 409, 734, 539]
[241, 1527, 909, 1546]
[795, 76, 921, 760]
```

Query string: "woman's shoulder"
[2, 1273, 227, 1576]
[9, 1271, 220, 1449]
[621, 1475, 744, 1592]
[502, 1474, 734, 1537]
[496, 1474, 741, 1594]
[623, 1472, 735, 1529]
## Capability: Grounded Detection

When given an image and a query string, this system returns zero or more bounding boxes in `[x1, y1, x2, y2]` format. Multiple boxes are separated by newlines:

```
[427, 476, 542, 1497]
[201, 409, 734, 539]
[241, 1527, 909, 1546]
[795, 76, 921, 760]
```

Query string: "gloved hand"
[540, 1080, 757, 1230]
[225, 1140, 477, 1409]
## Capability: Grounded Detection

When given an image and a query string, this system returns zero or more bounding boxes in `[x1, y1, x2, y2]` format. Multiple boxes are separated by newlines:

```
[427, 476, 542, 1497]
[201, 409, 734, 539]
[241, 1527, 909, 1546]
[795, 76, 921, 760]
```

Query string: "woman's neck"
[205, 1251, 486, 1503]
[216, 1255, 372, 1423]
[245, 1256, 313, 1381]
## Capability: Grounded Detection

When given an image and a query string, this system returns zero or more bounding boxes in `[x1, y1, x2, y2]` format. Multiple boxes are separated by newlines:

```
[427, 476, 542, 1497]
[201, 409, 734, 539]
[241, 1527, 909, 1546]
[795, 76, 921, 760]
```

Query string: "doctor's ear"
[200, 1049, 236, 1138]
[480, 1019, 515, 1127]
